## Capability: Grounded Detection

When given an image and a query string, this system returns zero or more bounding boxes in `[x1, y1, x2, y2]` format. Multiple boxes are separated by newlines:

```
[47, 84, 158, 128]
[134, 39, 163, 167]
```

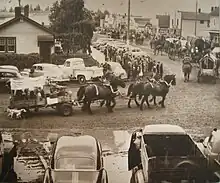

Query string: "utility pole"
[18, 0, 21, 7]
[194, 0, 198, 36]
[219, 0, 220, 43]
[126, 0, 131, 45]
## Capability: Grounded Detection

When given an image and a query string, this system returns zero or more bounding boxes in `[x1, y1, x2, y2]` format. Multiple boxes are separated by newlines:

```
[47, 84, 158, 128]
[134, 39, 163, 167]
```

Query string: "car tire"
[78, 75, 86, 85]
[59, 103, 73, 116]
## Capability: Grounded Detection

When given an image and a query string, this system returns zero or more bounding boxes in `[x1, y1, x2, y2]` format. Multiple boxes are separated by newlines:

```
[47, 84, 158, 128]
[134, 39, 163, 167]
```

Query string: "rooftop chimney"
[24, 5, 29, 17]
[211, 7, 214, 12]
[14, 7, 21, 18]
[42, 22, 44, 26]
[215, 6, 218, 10]
[198, 8, 201, 13]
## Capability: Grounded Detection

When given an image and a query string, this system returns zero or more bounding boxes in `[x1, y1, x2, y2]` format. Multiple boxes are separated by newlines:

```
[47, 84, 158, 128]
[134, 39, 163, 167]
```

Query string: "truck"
[198, 128, 220, 180]
[59, 58, 103, 84]
[128, 124, 220, 183]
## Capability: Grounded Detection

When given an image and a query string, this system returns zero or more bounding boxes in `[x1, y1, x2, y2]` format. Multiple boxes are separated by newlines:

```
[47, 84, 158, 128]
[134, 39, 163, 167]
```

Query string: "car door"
[128, 129, 142, 171]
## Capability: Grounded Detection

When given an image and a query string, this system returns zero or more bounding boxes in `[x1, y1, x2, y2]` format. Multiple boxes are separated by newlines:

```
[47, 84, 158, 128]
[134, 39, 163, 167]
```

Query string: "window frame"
[0, 37, 16, 53]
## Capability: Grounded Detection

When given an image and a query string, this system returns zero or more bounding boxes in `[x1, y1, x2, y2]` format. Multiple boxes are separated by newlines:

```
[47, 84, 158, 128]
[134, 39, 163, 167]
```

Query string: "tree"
[49, 0, 94, 54]
[9, 7, 14, 12]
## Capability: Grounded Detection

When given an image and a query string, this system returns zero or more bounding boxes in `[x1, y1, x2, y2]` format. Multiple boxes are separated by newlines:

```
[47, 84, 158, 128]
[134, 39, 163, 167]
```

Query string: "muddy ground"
[0, 37, 220, 183]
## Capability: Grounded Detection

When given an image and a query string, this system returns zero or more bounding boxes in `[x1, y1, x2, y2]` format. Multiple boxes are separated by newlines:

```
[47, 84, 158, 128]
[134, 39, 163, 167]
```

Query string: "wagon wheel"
[59, 103, 73, 116]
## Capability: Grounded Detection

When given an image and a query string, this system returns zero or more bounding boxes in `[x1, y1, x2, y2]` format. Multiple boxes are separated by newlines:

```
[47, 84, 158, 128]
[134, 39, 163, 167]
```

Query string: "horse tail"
[127, 83, 134, 97]
[77, 86, 86, 101]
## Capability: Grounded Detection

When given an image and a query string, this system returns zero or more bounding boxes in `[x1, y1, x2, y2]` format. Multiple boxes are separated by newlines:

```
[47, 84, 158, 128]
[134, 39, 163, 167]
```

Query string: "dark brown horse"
[77, 75, 126, 114]
[140, 74, 176, 110]
[182, 61, 192, 82]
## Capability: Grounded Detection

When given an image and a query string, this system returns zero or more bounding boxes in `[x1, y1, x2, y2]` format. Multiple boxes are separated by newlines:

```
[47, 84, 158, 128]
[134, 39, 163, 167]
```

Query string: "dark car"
[0, 68, 22, 92]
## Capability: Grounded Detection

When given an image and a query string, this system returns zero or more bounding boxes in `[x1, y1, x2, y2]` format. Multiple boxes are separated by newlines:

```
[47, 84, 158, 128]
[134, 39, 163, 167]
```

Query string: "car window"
[37, 66, 43, 71]
[56, 157, 96, 170]
[64, 61, 71, 67]
[0, 72, 17, 78]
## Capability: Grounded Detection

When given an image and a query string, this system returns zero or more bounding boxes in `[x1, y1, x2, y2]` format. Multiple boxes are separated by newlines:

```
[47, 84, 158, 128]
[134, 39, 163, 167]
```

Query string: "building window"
[214, 18, 216, 25]
[207, 20, 210, 28]
[0, 37, 16, 53]
[200, 20, 204, 24]
[177, 19, 179, 26]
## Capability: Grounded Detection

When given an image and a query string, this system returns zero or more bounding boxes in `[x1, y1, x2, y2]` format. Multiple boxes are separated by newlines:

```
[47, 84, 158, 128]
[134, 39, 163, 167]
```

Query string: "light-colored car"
[107, 62, 127, 80]
[198, 129, 220, 174]
[30, 63, 70, 82]
[43, 135, 108, 183]
[0, 65, 19, 72]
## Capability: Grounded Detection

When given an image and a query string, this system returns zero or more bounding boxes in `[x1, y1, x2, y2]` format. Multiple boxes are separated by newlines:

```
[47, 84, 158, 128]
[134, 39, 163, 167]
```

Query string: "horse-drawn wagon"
[197, 54, 217, 84]
[7, 76, 74, 119]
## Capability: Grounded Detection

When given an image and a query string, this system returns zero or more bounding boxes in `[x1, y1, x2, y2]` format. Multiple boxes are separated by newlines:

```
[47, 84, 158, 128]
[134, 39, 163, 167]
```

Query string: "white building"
[209, 6, 220, 42]
[179, 10, 210, 38]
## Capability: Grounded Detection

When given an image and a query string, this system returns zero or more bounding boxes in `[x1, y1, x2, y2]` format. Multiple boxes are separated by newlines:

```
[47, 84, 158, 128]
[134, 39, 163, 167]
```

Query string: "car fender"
[74, 70, 92, 80]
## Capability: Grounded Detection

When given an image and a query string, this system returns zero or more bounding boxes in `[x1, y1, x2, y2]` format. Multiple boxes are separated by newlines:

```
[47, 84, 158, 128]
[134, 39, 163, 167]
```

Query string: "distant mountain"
[1, 0, 219, 19]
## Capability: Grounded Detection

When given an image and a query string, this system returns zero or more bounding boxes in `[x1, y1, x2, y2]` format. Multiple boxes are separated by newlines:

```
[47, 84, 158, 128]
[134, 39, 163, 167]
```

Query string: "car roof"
[55, 135, 98, 156]
[66, 58, 84, 62]
[0, 68, 19, 73]
[143, 124, 186, 135]
[33, 63, 57, 67]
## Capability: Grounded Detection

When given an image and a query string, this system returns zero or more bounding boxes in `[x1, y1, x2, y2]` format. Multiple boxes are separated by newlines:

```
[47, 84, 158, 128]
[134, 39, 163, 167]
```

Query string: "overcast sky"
[1, 0, 219, 18]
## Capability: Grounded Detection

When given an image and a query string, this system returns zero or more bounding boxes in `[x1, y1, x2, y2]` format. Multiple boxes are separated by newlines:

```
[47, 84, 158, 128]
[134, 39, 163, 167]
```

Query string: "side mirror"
[200, 139, 204, 143]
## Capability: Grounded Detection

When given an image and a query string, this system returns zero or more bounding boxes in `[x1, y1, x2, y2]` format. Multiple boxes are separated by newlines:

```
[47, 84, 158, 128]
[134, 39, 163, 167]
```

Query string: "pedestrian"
[156, 62, 160, 74]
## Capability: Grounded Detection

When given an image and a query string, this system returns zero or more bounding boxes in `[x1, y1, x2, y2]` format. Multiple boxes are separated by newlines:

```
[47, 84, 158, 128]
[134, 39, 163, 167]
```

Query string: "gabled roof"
[210, 7, 219, 16]
[181, 11, 210, 21]
[0, 14, 54, 35]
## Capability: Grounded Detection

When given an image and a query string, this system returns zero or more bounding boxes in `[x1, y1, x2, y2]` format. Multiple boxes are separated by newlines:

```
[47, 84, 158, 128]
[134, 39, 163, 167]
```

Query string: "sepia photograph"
[0, 0, 219, 182]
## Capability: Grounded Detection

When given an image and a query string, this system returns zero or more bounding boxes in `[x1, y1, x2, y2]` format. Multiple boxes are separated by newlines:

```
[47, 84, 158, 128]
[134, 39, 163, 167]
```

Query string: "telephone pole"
[126, 0, 131, 45]
[194, 0, 198, 36]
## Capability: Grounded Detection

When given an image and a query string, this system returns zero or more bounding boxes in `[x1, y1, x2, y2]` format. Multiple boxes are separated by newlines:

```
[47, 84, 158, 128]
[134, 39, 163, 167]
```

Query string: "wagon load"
[197, 53, 217, 83]
[7, 76, 74, 118]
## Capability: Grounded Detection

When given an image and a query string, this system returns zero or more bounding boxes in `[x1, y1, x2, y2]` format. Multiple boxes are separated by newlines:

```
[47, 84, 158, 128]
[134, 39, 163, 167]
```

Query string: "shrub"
[0, 52, 99, 71]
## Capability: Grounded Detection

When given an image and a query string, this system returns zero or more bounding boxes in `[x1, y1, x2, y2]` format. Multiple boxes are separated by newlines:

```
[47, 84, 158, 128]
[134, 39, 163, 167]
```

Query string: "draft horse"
[77, 76, 126, 114]
[140, 74, 176, 110]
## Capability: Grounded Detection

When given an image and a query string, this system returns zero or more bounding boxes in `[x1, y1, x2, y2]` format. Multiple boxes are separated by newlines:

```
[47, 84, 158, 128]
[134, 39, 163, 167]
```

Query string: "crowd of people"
[102, 44, 164, 81]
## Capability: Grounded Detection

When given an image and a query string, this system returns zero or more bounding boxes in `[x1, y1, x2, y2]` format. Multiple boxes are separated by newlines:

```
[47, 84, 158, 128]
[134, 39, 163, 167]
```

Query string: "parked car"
[59, 58, 103, 84]
[128, 124, 220, 183]
[0, 65, 19, 72]
[0, 68, 22, 92]
[43, 135, 108, 183]
[30, 63, 70, 83]
[107, 62, 127, 80]
[198, 128, 220, 177]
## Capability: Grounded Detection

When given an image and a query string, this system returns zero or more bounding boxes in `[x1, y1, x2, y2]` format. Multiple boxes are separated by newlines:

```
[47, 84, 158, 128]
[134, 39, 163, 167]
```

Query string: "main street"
[0, 36, 220, 182]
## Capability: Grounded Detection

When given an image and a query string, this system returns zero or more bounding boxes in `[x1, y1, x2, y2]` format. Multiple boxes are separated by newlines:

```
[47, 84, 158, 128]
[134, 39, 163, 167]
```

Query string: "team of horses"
[76, 73, 176, 114]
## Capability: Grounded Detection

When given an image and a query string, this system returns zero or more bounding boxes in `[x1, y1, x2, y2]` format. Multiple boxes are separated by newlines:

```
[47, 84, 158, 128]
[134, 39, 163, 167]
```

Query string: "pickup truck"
[198, 129, 220, 180]
[59, 58, 103, 84]
[128, 124, 220, 183]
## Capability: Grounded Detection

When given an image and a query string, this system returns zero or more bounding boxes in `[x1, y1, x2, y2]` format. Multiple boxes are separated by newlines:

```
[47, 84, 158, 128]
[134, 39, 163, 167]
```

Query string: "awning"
[38, 35, 54, 42]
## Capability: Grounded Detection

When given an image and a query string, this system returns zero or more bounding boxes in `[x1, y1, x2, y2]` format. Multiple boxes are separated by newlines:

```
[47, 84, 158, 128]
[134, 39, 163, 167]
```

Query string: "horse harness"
[93, 84, 119, 96]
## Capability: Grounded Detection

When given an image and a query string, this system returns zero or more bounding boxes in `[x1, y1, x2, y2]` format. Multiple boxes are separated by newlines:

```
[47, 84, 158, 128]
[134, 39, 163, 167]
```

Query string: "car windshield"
[64, 61, 70, 67]
[53, 170, 99, 183]
[144, 134, 194, 157]
[56, 157, 96, 170]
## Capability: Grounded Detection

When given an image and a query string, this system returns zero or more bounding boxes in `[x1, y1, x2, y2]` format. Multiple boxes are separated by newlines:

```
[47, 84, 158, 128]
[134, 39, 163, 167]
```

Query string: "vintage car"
[198, 128, 220, 178]
[0, 65, 19, 72]
[107, 62, 127, 80]
[128, 124, 220, 183]
[43, 135, 108, 183]
[60, 58, 103, 84]
[0, 68, 22, 92]
[30, 63, 70, 83]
